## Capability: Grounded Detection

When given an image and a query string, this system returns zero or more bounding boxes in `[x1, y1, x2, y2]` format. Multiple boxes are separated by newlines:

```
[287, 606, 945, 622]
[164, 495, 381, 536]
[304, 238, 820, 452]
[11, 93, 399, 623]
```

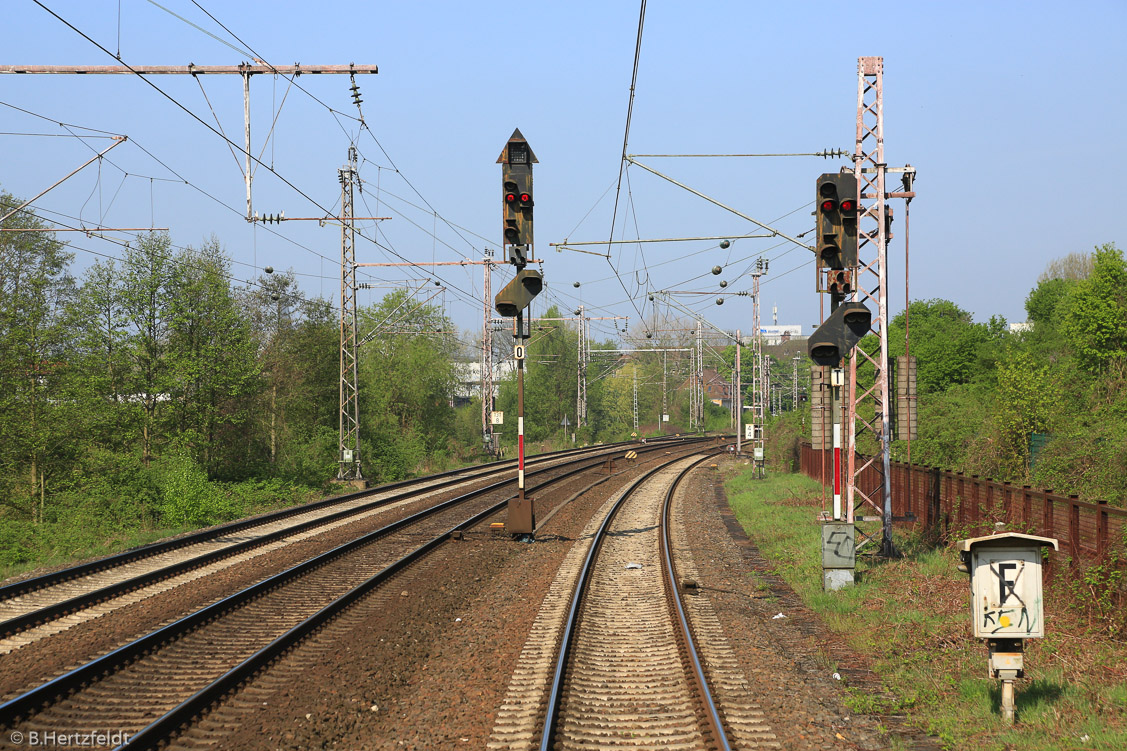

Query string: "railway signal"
[494, 269, 543, 317]
[815, 173, 859, 300]
[495, 128, 542, 537]
[498, 128, 537, 268]
[807, 301, 871, 366]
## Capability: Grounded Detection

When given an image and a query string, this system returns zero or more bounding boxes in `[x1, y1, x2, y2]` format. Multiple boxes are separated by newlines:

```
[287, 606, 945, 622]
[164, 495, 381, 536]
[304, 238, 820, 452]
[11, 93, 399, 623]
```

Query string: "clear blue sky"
[4, 1, 1124, 345]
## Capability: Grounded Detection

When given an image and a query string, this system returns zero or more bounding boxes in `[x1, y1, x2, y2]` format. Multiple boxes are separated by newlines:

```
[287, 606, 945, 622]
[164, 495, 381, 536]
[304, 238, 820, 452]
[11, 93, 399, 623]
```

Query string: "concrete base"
[823, 568, 854, 591]
[332, 478, 369, 491]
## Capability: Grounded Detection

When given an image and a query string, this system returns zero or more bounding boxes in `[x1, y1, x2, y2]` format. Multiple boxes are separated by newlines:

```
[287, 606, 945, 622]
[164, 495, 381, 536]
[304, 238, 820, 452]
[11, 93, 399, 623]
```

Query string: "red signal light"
[520, 192, 531, 203]
[840, 199, 856, 212]
[821, 199, 837, 212]
[505, 193, 517, 203]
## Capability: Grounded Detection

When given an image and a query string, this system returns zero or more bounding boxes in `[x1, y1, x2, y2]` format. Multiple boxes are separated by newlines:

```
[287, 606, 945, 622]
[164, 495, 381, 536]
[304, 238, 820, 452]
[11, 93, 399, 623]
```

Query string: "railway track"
[489, 450, 777, 750]
[0, 437, 709, 749]
[0, 439, 670, 651]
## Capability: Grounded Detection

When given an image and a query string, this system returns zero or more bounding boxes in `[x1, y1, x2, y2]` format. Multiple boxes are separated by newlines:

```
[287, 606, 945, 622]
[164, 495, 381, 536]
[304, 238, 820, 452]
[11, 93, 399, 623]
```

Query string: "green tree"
[0, 191, 75, 520]
[358, 289, 458, 480]
[992, 351, 1059, 475]
[1060, 243, 1127, 374]
[886, 299, 1002, 394]
[166, 238, 260, 477]
[496, 305, 578, 442]
[118, 232, 176, 466]
[69, 259, 135, 452]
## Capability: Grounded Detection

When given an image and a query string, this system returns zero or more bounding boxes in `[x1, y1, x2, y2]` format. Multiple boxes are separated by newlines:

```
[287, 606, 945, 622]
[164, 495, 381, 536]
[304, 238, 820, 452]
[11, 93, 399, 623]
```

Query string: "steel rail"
[116, 444, 704, 750]
[660, 455, 733, 749]
[0, 446, 640, 639]
[0, 438, 705, 730]
[0, 440, 640, 604]
[537, 450, 723, 751]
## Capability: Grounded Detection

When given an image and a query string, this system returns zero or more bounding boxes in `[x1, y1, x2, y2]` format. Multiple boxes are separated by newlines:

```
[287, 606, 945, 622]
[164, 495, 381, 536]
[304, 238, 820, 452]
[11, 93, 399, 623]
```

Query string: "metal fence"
[799, 443, 1125, 567]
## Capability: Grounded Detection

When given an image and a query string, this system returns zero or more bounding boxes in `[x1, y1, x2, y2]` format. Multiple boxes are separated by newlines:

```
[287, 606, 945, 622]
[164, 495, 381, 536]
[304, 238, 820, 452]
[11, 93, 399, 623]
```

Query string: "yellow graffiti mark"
[999, 615, 1011, 628]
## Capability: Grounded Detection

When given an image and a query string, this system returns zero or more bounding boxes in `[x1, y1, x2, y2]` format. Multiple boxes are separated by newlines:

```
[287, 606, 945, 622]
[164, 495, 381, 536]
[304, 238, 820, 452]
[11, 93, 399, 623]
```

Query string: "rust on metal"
[495, 127, 539, 164]
[505, 497, 536, 535]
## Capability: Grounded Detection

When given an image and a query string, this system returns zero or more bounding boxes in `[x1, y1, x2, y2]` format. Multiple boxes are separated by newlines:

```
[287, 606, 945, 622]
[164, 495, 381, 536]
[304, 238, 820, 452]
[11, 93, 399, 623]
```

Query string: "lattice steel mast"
[848, 56, 899, 555]
[750, 258, 768, 470]
[337, 147, 362, 482]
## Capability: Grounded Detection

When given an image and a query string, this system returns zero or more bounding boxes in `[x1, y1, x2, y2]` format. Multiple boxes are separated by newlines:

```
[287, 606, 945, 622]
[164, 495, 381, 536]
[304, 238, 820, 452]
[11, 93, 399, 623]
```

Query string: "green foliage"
[1060, 244, 1127, 374]
[992, 351, 1059, 475]
[886, 299, 1004, 394]
[155, 445, 236, 527]
[357, 289, 459, 482]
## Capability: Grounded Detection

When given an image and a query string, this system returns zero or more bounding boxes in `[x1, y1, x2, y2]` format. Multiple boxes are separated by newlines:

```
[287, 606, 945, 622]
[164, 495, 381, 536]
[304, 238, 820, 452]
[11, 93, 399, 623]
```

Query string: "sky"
[3, 1, 1125, 347]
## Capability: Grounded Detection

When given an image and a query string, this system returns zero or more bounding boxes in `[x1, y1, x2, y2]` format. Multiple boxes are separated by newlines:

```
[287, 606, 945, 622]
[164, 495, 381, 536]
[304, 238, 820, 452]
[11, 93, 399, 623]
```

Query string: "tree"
[886, 299, 1002, 394]
[70, 259, 134, 452]
[165, 238, 260, 477]
[496, 305, 578, 442]
[358, 289, 459, 480]
[118, 233, 175, 466]
[1060, 244, 1127, 374]
[0, 191, 75, 520]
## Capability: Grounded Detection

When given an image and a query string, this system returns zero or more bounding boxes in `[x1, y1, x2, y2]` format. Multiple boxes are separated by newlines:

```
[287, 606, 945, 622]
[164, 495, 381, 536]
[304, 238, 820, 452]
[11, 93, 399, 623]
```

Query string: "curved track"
[0, 438, 709, 749]
[0, 440, 665, 648]
[489, 450, 774, 750]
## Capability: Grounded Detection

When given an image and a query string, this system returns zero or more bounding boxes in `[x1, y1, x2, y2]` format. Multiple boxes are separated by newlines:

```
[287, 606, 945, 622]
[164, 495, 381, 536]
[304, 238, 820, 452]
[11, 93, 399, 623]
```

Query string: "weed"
[724, 466, 1127, 751]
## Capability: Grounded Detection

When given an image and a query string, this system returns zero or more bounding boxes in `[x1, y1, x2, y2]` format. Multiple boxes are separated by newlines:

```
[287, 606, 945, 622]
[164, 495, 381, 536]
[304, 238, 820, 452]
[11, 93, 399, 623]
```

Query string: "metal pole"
[793, 356, 800, 410]
[517, 310, 526, 499]
[337, 148, 362, 483]
[243, 71, 252, 221]
[483, 252, 494, 452]
[904, 195, 912, 516]
[662, 351, 667, 434]
[632, 364, 638, 432]
[736, 329, 742, 455]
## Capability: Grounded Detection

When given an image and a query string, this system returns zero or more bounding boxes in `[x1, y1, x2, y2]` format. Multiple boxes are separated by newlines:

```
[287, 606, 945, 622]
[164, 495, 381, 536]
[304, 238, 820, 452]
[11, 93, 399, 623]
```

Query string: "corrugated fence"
[799, 443, 1125, 567]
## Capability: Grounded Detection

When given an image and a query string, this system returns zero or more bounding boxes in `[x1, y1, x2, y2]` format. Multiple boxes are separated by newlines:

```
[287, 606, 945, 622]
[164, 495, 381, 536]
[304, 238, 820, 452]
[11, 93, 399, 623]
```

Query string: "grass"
[725, 467, 1127, 751]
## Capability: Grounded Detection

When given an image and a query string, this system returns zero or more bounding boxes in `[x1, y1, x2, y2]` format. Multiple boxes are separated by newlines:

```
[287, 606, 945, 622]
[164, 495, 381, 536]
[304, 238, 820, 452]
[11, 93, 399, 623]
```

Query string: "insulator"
[720, 240, 730, 249]
[573, 281, 580, 288]
[712, 265, 722, 275]
[716, 297, 724, 305]
[719, 280, 727, 288]
[271, 293, 280, 301]
[264, 265, 274, 274]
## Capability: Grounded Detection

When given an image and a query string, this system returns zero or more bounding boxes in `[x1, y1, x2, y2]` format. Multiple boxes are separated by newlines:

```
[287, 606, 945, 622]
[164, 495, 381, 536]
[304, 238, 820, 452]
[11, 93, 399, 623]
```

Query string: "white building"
[750, 325, 804, 345]
[452, 360, 516, 405]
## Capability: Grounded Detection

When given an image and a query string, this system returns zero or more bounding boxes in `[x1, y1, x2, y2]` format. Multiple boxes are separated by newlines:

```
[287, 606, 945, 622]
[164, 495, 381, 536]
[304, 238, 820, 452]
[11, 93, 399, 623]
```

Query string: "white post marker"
[832, 422, 842, 520]
[517, 416, 524, 490]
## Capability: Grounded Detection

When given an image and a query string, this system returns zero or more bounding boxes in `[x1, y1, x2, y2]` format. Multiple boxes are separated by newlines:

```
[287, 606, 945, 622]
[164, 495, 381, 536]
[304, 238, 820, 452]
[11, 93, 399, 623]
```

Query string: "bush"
[155, 447, 236, 527]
